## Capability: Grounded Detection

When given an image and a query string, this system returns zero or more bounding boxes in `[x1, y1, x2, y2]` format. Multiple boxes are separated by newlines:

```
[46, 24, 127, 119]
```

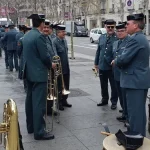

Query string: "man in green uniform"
[43, 20, 57, 59]
[42, 20, 64, 111]
[53, 25, 72, 110]
[112, 13, 150, 136]
[49, 24, 56, 40]
[17, 26, 31, 92]
[112, 22, 129, 125]
[95, 19, 118, 109]
[23, 14, 54, 140]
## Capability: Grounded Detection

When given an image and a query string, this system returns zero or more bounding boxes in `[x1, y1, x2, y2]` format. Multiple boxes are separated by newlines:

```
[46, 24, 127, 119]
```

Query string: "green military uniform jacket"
[95, 33, 118, 70]
[23, 28, 51, 82]
[53, 37, 70, 74]
[112, 36, 129, 81]
[46, 35, 57, 59]
[115, 31, 150, 89]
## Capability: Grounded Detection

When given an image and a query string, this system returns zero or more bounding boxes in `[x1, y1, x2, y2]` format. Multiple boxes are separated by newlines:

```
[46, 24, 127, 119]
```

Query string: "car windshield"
[76, 26, 86, 31]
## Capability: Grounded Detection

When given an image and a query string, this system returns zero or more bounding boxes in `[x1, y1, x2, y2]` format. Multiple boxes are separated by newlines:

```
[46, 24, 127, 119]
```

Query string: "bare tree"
[114, 0, 126, 22]
[144, 0, 149, 35]
[80, 0, 90, 28]
[90, 0, 102, 27]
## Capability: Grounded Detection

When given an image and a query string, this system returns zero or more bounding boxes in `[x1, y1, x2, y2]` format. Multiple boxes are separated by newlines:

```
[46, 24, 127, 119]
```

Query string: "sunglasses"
[107, 26, 115, 29]
[117, 29, 126, 32]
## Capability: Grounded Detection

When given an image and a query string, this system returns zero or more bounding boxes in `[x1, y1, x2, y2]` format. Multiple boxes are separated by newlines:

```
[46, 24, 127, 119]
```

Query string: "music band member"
[23, 14, 54, 140]
[1, 24, 19, 72]
[112, 22, 129, 124]
[53, 25, 72, 110]
[112, 13, 150, 136]
[16, 25, 26, 79]
[49, 24, 56, 39]
[0, 25, 9, 69]
[94, 19, 118, 110]
[43, 20, 57, 61]
[42, 20, 60, 113]
[17, 26, 32, 92]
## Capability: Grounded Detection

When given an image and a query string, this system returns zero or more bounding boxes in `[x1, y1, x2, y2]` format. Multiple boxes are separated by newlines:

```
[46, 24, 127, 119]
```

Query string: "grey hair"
[133, 20, 145, 30]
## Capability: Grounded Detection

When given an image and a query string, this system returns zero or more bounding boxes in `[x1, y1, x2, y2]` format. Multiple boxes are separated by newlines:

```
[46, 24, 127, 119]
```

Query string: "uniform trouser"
[99, 69, 118, 105]
[122, 88, 128, 120]
[4, 49, 9, 67]
[23, 79, 27, 91]
[58, 73, 70, 104]
[115, 81, 123, 109]
[25, 80, 47, 138]
[125, 88, 148, 136]
[7, 50, 18, 71]
[115, 81, 128, 118]
[18, 122, 24, 150]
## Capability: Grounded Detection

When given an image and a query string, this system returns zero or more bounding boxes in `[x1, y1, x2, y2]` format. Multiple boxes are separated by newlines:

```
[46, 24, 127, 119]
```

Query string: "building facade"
[1, 0, 149, 31]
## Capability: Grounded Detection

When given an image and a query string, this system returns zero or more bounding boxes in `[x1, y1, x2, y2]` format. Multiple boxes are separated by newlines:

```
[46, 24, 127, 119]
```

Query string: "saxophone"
[0, 99, 24, 150]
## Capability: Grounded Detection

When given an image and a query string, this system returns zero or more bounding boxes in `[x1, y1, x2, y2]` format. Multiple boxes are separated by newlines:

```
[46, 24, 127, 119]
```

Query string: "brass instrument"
[0, 99, 23, 150]
[61, 67, 70, 96]
[46, 55, 70, 131]
[47, 69, 57, 101]
[46, 56, 62, 131]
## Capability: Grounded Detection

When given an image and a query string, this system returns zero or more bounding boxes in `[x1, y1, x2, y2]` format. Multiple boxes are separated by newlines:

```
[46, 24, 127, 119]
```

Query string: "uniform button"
[105, 51, 106, 53]
[116, 56, 117, 58]
[125, 72, 128, 74]
[116, 52, 118, 53]
[106, 48, 107, 49]
[104, 55, 106, 57]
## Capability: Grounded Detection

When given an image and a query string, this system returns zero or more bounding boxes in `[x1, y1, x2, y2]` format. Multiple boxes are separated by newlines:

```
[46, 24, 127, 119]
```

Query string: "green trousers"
[25, 80, 47, 138]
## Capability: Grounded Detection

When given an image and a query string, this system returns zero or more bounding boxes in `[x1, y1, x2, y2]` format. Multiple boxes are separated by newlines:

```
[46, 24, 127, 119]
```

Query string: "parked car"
[90, 28, 107, 43]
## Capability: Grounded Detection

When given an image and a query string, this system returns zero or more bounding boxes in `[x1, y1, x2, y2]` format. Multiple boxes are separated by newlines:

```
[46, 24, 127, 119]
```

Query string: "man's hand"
[52, 63, 56, 69]
[111, 60, 115, 66]
[94, 65, 98, 71]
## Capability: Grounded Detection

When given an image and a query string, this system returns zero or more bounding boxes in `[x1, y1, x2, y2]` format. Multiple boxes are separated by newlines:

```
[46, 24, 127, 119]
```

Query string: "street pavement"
[0, 36, 150, 150]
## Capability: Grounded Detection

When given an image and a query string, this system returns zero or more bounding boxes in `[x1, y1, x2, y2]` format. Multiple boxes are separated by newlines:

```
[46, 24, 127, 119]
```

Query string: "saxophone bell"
[0, 99, 24, 150]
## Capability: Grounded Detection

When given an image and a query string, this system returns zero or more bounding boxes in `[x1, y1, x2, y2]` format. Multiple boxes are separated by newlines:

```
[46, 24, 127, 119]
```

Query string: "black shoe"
[10, 69, 13, 72]
[28, 131, 34, 134]
[119, 110, 123, 113]
[116, 116, 126, 122]
[34, 132, 55, 140]
[6, 66, 9, 69]
[97, 102, 108, 106]
[59, 105, 64, 111]
[63, 102, 72, 107]
[111, 105, 117, 110]
[27, 129, 34, 134]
